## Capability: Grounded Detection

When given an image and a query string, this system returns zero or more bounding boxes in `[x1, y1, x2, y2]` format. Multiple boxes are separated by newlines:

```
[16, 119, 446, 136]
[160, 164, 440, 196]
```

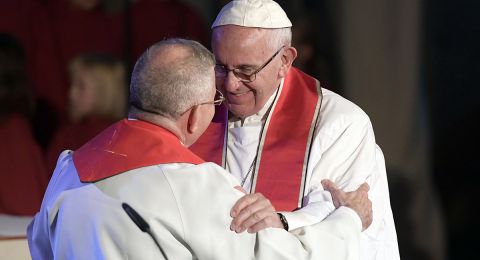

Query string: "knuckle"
[245, 206, 253, 216]
[268, 205, 276, 212]
[247, 195, 257, 203]
[253, 212, 262, 221]
[262, 218, 272, 226]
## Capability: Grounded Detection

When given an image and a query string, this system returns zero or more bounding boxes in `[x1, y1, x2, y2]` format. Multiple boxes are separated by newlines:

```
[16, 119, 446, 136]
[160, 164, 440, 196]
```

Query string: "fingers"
[357, 183, 370, 193]
[343, 183, 372, 231]
[246, 213, 283, 233]
[230, 193, 281, 233]
[322, 180, 373, 230]
[363, 200, 373, 231]
[321, 179, 337, 191]
[230, 193, 263, 218]
[354, 196, 372, 231]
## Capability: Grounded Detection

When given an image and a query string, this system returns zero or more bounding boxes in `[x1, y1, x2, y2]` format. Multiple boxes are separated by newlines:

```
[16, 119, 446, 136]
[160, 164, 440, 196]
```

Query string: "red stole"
[190, 68, 322, 211]
[74, 119, 204, 182]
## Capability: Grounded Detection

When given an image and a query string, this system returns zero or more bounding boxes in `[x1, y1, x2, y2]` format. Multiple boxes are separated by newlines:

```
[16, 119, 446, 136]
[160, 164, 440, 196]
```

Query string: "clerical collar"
[228, 79, 283, 127]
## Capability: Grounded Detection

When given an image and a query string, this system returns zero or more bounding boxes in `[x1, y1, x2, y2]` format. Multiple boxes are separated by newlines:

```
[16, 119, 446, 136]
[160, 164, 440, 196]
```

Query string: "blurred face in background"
[68, 65, 98, 123]
[67, 54, 127, 123]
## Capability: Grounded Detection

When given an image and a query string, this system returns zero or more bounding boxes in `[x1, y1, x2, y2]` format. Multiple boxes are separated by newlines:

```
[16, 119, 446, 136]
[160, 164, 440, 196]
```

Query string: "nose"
[221, 71, 242, 92]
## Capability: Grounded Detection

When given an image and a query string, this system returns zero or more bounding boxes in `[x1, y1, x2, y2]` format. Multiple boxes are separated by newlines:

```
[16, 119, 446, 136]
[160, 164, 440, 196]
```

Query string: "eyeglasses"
[197, 88, 225, 106]
[131, 89, 224, 116]
[214, 46, 285, 83]
[180, 89, 224, 115]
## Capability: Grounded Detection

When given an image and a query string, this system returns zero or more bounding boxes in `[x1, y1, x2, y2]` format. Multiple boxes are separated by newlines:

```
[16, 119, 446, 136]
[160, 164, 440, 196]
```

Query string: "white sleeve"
[256, 207, 362, 260]
[165, 163, 362, 260]
[283, 110, 376, 230]
[278, 93, 400, 259]
[27, 150, 79, 260]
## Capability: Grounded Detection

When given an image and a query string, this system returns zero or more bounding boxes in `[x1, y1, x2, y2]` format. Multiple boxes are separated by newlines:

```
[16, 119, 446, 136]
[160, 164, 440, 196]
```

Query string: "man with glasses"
[190, 0, 400, 259]
[28, 38, 372, 259]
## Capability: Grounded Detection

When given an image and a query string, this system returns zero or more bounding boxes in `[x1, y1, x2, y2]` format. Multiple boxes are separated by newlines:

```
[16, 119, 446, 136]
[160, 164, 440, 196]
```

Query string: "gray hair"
[265, 27, 292, 50]
[129, 38, 215, 119]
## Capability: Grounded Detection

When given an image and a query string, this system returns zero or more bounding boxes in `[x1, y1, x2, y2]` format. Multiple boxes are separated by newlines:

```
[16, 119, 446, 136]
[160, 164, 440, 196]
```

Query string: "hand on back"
[322, 180, 373, 231]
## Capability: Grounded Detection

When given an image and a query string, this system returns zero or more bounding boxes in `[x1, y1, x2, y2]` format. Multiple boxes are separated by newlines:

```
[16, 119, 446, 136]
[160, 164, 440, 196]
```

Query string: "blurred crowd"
[0, 0, 208, 215]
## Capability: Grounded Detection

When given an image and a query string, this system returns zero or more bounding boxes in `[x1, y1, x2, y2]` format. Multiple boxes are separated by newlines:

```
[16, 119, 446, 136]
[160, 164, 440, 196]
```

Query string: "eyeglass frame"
[214, 46, 285, 83]
[180, 88, 225, 115]
[197, 88, 225, 106]
[130, 89, 224, 116]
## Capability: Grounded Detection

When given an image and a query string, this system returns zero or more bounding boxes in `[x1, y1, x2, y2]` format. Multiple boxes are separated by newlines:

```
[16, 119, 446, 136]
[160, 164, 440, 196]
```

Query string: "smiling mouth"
[229, 90, 251, 97]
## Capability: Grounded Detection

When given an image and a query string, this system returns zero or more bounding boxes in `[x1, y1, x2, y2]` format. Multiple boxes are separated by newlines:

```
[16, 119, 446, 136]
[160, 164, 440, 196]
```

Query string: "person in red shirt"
[0, 33, 47, 216]
[46, 53, 127, 173]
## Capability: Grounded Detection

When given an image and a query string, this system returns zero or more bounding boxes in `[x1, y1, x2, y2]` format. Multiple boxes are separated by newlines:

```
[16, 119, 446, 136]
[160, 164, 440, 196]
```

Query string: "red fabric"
[74, 119, 204, 183]
[190, 68, 320, 211]
[42, 0, 208, 116]
[129, 0, 209, 60]
[46, 117, 113, 173]
[0, 115, 48, 216]
[255, 68, 319, 211]
[1, 0, 208, 118]
[44, 0, 124, 116]
[1, 0, 208, 117]
[45, 0, 125, 64]
[0, 0, 66, 113]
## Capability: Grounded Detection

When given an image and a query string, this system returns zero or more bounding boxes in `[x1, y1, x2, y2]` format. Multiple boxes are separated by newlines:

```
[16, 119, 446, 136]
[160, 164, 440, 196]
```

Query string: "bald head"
[129, 38, 215, 120]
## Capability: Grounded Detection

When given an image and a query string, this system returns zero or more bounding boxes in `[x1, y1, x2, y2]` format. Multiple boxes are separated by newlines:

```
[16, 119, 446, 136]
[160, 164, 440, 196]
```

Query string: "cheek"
[73, 87, 96, 114]
[247, 82, 264, 100]
[197, 106, 215, 139]
[69, 86, 78, 105]
[207, 105, 215, 122]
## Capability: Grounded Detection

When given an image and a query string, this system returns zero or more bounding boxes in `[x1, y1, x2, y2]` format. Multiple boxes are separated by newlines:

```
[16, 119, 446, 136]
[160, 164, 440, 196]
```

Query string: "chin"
[228, 105, 255, 118]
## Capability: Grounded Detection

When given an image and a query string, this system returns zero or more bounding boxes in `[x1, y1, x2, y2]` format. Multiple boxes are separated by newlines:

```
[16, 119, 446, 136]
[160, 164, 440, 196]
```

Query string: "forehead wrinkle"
[214, 27, 271, 68]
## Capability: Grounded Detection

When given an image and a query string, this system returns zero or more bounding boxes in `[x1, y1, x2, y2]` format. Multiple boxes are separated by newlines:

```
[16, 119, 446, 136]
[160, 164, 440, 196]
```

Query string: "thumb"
[321, 179, 338, 192]
[322, 180, 343, 208]
[357, 183, 370, 193]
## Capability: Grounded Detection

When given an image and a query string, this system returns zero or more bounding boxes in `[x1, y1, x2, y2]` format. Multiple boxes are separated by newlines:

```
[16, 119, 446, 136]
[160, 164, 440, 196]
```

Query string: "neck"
[128, 112, 186, 145]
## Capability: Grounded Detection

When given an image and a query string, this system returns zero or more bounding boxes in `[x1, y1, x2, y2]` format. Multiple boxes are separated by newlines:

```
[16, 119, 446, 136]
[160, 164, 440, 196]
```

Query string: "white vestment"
[227, 85, 400, 260]
[28, 150, 362, 259]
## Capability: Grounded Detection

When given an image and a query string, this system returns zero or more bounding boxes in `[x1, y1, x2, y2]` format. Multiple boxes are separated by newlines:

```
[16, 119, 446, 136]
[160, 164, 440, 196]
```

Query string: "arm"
[260, 180, 372, 259]
[230, 97, 399, 258]
[167, 163, 370, 260]
[27, 151, 78, 260]
[231, 109, 377, 232]
[284, 112, 377, 230]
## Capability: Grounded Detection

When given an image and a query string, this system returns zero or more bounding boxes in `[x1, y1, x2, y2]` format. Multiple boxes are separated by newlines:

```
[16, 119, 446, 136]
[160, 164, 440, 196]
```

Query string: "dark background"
[1, 0, 478, 259]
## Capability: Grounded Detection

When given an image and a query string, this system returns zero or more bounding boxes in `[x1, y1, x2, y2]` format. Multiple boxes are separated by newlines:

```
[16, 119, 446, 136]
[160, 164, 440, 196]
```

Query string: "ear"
[186, 105, 200, 134]
[278, 46, 298, 78]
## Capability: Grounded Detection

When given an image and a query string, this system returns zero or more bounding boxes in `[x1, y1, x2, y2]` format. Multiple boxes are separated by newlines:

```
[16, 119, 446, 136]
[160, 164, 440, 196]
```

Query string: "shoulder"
[320, 88, 370, 125]
[160, 162, 243, 212]
[162, 162, 242, 195]
[43, 151, 84, 206]
[99, 162, 242, 206]
[316, 88, 372, 137]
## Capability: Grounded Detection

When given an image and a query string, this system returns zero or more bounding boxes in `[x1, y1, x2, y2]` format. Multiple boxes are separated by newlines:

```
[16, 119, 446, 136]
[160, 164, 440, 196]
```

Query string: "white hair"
[129, 38, 215, 119]
[265, 27, 292, 50]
